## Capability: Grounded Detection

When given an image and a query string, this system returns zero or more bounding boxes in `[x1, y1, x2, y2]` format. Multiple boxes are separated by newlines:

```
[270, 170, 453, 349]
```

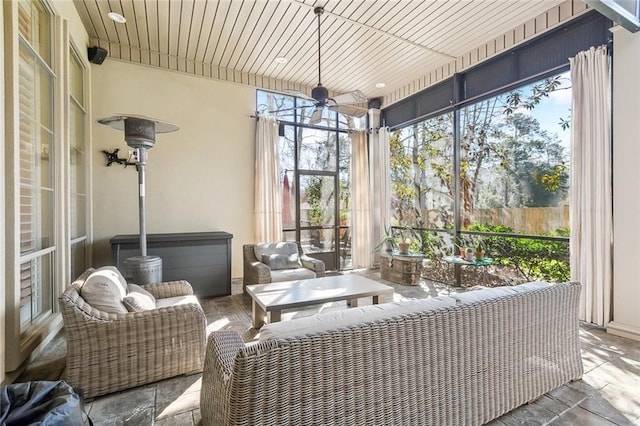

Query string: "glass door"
[298, 173, 337, 270]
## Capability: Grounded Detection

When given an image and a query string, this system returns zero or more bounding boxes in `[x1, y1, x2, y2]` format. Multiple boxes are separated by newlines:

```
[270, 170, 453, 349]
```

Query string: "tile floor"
[17, 271, 640, 425]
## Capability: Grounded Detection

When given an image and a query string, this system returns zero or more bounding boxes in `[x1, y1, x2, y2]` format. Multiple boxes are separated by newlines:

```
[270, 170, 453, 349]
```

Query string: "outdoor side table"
[380, 251, 425, 286]
[442, 255, 494, 285]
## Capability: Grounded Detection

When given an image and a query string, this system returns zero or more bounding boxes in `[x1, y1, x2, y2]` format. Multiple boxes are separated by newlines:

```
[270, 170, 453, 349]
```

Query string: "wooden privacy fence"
[472, 207, 569, 234]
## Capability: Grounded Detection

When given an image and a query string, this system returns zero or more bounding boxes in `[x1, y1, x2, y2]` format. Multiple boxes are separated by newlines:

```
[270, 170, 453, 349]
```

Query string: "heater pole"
[137, 147, 148, 257]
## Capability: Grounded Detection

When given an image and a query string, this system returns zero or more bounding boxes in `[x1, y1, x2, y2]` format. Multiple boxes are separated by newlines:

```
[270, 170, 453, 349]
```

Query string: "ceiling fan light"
[107, 12, 127, 24]
[310, 107, 323, 124]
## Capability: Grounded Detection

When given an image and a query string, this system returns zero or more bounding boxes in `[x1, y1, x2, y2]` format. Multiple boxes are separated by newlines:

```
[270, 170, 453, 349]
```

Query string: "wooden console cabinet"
[110, 232, 232, 297]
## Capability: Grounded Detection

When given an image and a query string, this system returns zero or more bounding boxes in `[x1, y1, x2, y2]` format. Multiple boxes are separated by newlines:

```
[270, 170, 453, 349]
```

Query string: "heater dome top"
[97, 114, 179, 134]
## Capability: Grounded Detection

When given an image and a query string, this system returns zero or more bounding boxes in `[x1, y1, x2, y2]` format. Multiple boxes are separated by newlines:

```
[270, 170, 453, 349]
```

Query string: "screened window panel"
[70, 55, 84, 104]
[18, 0, 51, 66]
[339, 134, 351, 229]
[298, 128, 338, 172]
[389, 113, 455, 230]
[70, 240, 86, 280]
[69, 51, 88, 253]
[299, 175, 336, 227]
[19, 252, 53, 334]
[16, 0, 56, 338]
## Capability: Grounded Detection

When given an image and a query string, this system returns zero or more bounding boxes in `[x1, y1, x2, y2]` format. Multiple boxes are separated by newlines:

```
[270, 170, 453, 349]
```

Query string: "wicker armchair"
[59, 269, 207, 399]
[243, 242, 325, 292]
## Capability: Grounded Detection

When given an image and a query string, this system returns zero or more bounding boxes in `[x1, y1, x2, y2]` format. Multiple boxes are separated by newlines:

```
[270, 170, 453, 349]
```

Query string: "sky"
[522, 71, 572, 150]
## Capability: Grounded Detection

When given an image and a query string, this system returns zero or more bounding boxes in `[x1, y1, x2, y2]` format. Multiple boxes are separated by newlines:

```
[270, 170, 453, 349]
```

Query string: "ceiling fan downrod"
[315, 6, 323, 86]
[311, 6, 329, 104]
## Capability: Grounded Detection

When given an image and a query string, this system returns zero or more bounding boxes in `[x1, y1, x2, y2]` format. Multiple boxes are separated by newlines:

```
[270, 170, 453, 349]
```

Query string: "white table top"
[246, 275, 394, 311]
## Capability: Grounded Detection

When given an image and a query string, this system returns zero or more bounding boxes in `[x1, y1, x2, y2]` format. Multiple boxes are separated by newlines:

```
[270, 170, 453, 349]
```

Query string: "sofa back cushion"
[254, 242, 299, 262]
[260, 296, 456, 341]
[80, 267, 128, 314]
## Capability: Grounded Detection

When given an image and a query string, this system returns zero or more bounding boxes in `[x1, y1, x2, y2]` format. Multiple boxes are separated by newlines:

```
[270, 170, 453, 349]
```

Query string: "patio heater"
[97, 114, 179, 284]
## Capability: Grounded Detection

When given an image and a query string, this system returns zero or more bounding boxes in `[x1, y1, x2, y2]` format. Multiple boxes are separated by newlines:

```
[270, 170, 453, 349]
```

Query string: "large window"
[256, 90, 352, 270]
[389, 73, 571, 285]
[69, 48, 88, 279]
[17, 0, 55, 334]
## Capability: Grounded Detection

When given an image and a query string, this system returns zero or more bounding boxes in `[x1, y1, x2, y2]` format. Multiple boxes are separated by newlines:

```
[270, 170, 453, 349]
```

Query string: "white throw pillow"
[80, 267, 128, 314]
[261, 253, 303, 270]
[123, 283, 157, 312]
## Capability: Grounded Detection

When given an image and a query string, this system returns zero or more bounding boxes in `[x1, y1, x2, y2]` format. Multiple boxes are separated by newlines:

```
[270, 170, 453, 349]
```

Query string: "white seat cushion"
[156, 294, 201, 309]
[260, 296, 456, 341]
[270, 268, 316, 282]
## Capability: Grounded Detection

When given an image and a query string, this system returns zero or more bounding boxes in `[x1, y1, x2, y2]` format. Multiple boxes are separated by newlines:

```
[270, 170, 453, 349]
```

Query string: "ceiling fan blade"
[309, 107, 323, 124]
[329, 104, 368, 118]
[267, 105, 315, 114]
[284, 89, 315, 102]
[331, 90, 367, 105]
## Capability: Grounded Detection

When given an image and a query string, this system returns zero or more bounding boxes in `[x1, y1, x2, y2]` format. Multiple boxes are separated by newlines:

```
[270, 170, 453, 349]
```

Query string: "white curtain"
[377, 127, 392, 235]
[350, 128, 372, 268]
[569, 45, 612, 326]
[254, 116, 282, 242]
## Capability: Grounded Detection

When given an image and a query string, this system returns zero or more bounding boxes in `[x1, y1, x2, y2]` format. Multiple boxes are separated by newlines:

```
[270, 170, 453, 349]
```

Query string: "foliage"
[305, 176, 326, 226]
[373, 226, 398, 252]
[390, 73, 571, 230]
[465, 223, 570, 283]
[420, 230, 449, 259]
[503, 76, 563, 114]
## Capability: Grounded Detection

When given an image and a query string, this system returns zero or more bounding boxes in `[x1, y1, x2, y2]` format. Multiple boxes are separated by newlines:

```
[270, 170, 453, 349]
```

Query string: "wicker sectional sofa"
[201, 281, 583, 425]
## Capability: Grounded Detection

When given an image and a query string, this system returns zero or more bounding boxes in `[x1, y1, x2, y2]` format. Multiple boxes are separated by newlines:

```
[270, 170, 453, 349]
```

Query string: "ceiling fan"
[274, 6, 369, 124]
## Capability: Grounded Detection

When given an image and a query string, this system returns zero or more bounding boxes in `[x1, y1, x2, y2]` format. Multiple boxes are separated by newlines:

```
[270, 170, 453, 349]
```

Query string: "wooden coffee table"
[246, 275, 394, 329]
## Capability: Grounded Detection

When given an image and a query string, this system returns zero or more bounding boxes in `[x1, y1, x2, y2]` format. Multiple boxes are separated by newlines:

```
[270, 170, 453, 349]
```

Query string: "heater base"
[123, 255, 163, 285]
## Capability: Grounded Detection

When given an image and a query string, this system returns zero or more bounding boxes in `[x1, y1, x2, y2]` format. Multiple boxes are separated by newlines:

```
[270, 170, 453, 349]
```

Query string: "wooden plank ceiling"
[74, 0, 566, 101]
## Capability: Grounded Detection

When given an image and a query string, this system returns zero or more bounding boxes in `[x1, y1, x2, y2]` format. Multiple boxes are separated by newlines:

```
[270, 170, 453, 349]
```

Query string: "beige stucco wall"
[1, 0, 6, 384]
[609, 27, 640, 341]
[50, 0, 87, 48]
[90, 59, 255, 278]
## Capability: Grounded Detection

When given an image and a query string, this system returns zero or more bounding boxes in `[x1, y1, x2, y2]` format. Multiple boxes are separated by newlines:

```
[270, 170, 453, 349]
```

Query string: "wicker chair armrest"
[244, 261, 272, 287]
[201, 331, 246, 424]
[204, 331, 245, 378]
[301, 255, 325, 276]
[249, 261, 271, 275]
[141, 280, 194, 299]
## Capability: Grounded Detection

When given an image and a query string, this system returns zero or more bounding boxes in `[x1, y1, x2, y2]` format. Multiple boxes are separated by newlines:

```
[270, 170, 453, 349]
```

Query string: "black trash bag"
[0, 380, 88, 426]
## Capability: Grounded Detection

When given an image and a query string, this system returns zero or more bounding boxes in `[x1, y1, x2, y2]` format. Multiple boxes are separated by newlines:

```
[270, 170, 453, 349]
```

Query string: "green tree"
[390, 75, 570, 228]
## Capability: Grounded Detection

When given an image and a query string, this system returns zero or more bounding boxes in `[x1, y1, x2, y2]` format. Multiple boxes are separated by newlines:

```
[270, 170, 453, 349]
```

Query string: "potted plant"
[465, 247, 474, 262]
[397, 227, 413, 254]
[474, 240, 485, 261]
[373, 226, 397, 253]
[398, 239, 411, 255]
